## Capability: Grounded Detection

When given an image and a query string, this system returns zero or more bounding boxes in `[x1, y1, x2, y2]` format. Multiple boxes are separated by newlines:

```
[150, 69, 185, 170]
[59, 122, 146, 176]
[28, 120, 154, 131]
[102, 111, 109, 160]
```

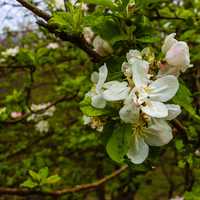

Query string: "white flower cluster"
[27, 103, 56, 133]
[1, 47, 19, 57]
[47, 43, 59, 49]
[83, 33, 192, 164]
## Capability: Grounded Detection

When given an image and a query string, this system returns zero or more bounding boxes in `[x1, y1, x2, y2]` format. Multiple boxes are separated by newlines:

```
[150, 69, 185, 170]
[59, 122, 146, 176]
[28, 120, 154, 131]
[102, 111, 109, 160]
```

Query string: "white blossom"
[128, 51, 179, 118]
[160, 33, 192, 76]
[27, 103, 56, 122]
[47, 43, 59, 49]
[119, 101, 173, 164]
[1, 47, 19, 57]
[54, 0, 65, 10]
[35, 120, 49, 133]
[87, 64, 108, 109]
[88, 64, 129, 108]
[83, 115, 91, 125]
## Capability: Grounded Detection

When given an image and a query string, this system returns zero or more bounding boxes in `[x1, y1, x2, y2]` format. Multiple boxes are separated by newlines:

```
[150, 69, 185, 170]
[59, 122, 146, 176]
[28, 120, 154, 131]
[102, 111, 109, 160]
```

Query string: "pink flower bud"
[11, 112, 22, 118]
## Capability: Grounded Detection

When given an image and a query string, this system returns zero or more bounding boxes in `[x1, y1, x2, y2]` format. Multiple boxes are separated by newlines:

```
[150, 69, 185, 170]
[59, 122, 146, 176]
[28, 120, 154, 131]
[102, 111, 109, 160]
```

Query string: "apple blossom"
[160, 33, 192, 76]
[11, 112, 22, 119]
[88, 64, 130, 108]
[47, 43, 59, 49]
[127, 118, 173, 164]
[54, 0, 65, 10]
[1, 47, 19, 57]
[27, 103, 56, 122]
[35, 120, 49, 133]
[83, 38, 190, 164]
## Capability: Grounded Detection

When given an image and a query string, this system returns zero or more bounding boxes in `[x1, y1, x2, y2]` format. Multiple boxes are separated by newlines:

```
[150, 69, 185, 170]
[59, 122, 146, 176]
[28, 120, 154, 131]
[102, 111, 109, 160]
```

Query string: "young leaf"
[20, 178, 38, 189]
[46, 175, 61, 184]
[83, 0, 117, 9]
[106, 124, 132, 163]
[172, 83, 200, 122]
[39, 167, 49, 179]
[29, 170, 41, 182]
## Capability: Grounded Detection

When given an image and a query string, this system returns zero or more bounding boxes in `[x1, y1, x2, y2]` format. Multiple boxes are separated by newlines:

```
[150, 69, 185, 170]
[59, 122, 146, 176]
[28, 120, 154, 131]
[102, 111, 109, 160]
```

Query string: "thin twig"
[0, 165, 128, 196]
[4, 93, 78, 124]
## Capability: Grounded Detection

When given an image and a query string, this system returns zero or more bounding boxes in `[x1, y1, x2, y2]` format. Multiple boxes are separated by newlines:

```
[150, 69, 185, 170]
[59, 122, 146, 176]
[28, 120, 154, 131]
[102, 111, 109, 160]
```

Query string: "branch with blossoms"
[15, 0, 102, 62]
[82, 33, 192, 164]
[4, 93, 78, 124]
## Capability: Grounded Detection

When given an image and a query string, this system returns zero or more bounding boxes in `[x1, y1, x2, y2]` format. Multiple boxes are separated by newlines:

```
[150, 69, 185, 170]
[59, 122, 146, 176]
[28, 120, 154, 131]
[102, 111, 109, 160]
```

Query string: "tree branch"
[16, 0, 50, 21]
[0, 165, 128, 197]
[15, 0, 102, 62]
[4, 93, 78, 124]
[37, 20, 102, 62]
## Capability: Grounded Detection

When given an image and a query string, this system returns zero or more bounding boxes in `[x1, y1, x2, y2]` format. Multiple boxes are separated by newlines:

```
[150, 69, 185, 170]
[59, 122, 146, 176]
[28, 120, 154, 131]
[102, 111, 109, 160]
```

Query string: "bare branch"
[16, 0, 50, 21]
[0, 165, 128, 196]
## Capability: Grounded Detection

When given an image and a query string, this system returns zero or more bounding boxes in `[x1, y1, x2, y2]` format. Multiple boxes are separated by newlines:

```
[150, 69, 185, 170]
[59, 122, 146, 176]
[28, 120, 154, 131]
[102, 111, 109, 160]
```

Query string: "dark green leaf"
[106, 123, 132, 163]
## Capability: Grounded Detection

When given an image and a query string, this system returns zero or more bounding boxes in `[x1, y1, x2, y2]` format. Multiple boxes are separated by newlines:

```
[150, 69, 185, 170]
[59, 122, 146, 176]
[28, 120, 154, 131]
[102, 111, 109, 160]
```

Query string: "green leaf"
[106, 124, 132, 163]
[172, 83, 200, 122]
[49, 12, 72, 30]
[136, 0, 164, 8]
[46, 175, 61, 184]
[39, 167, 49, 179]
[80, 96, 111, 117]
[136, 36, 160, 43]
[84, 15, 127, 45]
[83, 0, 117, 9]
[29, 170, 41, 182]
[175, 140, 184, 151]
[20, 178, 38, 189]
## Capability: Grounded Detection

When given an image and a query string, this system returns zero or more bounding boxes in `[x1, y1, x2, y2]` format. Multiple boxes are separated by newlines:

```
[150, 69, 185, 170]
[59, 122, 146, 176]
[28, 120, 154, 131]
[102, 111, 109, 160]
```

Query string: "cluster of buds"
[83, 27, 113, 56]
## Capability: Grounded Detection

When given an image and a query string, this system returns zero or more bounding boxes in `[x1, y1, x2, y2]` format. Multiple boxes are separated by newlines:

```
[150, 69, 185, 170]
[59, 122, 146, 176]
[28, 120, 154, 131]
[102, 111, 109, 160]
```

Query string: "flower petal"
[144, 119, 173, 146]
[130, 58, 149, 87]
[162, 33, 177, 54]
[165, 41, 190, 70]
[96, 64, 108, 92]
[126, 49, 142, 61]
[148, 75, 179, 102]
[103, 81, 130, 101]
[127, 135, 149, 164]
[141, 101, 168, 118]
[83, 115, 91, 125]
[165, 104, 181, 120]
[119, 102, 140, 123]
[91, 72, 99, 84]
[91, 94, 106, 109]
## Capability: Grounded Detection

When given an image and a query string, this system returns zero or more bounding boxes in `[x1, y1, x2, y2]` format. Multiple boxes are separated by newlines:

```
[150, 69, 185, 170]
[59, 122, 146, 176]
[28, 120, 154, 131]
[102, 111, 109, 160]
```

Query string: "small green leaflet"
[80, 96, 111, 116]
[106, 124, 132, 163]
[83, 0, 117, 9]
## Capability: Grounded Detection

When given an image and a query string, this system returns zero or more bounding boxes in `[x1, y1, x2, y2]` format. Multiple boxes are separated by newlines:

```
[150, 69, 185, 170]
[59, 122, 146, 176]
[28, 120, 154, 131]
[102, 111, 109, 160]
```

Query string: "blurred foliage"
[0, 0, 200, 199]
